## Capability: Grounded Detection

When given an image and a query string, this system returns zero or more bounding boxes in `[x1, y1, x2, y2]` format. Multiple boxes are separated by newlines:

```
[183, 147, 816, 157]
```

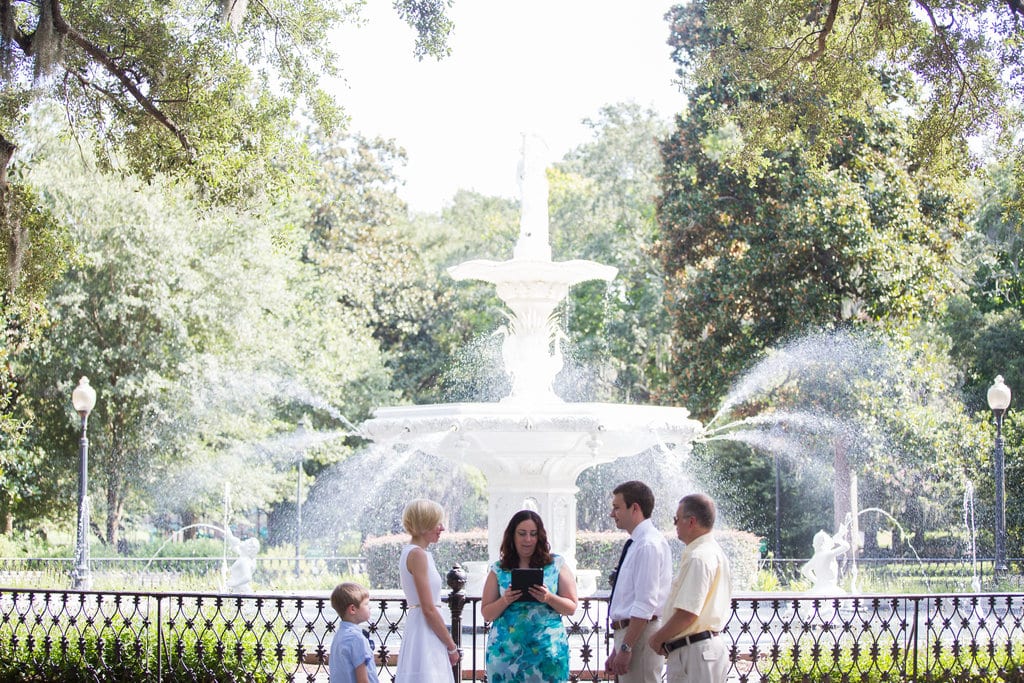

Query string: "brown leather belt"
[611, 617, 658, 631]
[663, 630, 716, 652]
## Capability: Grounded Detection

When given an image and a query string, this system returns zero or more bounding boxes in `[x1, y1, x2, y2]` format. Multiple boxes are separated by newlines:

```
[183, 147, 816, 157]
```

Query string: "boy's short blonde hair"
[331, 582, 369, 616]
[402, 499, 444, 536]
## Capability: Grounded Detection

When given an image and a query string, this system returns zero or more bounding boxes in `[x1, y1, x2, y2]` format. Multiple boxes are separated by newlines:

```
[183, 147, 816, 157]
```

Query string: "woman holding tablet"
[481, 509, 579, 682]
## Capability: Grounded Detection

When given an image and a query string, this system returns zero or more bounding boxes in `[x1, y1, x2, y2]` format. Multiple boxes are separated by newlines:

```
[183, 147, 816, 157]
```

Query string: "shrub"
[363, 530, 488, 588]
[579, 528, 761, 591]
[363, 527, 761, 591]
[576, 531, 623, 589]
[0, 604, 297, 681]
[717, 529, 761, 591]
[751, 568, 781, 592]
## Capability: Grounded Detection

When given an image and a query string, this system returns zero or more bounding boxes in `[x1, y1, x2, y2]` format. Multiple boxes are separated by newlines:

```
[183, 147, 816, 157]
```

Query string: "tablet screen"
[511, 568, 544, 602]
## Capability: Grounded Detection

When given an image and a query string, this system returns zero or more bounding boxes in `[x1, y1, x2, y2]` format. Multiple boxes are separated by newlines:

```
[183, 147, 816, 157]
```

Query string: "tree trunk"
[0, 135, 13, 187]
[0, 493, 12, 534]
[106, 473, 122, 548]
[181, 510, 198, 540]
[1, 133, 27, 294]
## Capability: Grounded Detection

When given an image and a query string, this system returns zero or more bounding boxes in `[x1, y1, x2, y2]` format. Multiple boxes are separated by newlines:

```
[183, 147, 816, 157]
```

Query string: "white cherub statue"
[225, 530, 260, 594]
[800, 523, 850, 595]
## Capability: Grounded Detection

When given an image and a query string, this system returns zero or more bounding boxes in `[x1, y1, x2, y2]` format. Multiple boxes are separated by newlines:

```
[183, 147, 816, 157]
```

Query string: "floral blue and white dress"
[486, 555, 569, 683]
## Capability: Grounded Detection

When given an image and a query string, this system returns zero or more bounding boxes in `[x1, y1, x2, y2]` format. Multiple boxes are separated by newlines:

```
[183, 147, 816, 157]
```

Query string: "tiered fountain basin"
[362, 401, 703, 567]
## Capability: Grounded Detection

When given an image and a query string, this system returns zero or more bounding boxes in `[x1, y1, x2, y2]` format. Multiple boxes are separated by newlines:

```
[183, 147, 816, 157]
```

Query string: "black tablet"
[511, 568, 544, 602]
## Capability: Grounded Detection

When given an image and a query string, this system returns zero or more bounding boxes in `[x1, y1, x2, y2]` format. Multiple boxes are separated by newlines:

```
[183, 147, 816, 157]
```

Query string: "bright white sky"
[330, 0, 684, 213]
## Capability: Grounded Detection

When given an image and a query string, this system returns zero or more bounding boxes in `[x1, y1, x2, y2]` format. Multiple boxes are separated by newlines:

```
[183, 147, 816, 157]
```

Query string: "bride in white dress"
[394, 499, 459, 682]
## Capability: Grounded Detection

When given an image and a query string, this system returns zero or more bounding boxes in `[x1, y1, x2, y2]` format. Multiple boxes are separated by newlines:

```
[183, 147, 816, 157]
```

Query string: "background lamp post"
[295, 417, 310, 578]
[71, 376, 97, 590]
[987, 375, 1011, 575]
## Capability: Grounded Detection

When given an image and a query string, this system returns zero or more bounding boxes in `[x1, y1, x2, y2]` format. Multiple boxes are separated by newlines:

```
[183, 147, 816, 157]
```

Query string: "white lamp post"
[294, 417, 310, 578]
[987, 375, 1011, 575]
[71, 377, 97, 589]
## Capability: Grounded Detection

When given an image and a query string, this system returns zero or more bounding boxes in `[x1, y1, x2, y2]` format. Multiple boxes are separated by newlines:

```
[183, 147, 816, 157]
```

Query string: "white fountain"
[362, 135, 703, 568]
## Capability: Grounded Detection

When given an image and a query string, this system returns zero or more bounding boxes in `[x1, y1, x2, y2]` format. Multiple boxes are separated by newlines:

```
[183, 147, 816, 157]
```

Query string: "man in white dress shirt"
[605, 480, 673, 682]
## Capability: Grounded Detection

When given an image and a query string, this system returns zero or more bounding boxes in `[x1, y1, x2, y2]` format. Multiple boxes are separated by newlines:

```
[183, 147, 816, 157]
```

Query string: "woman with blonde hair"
[394, 499, 458, 682]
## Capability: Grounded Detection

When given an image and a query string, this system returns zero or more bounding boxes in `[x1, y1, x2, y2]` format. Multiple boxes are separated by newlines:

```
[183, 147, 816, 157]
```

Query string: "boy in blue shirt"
[330, 582, 379, 683]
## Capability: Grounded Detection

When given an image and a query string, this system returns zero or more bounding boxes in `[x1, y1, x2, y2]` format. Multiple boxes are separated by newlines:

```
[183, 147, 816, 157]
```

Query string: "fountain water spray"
[362, 135, 702, 565]
[964, 480, 980, 592]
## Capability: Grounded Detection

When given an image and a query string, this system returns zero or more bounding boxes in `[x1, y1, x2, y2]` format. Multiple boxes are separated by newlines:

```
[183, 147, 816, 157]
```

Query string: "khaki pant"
[664, 635, 728, 683]
[612, 620, 664, 683]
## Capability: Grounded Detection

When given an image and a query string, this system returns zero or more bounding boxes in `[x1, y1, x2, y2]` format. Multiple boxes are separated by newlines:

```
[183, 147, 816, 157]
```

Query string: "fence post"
[447, 564, 468, 682]
[156, 594, 163, 681]
[910, 596, 919, 680]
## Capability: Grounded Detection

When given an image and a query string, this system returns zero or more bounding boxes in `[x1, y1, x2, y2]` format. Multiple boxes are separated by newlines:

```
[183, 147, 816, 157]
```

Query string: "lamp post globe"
[71, 377, 96, 590]
[987, 375, 1011, 575]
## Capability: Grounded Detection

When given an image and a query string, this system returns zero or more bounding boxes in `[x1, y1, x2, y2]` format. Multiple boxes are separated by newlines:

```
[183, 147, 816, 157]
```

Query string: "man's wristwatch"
[619, 642, 632, 653]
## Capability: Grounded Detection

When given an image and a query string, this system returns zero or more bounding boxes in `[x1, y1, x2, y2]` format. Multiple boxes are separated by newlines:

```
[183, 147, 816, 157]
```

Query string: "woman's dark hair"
[499, 509, 553, 570]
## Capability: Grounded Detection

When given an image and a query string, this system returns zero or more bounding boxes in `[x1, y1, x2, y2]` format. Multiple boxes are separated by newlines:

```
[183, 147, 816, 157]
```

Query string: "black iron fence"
[2, 567, 1024, 681]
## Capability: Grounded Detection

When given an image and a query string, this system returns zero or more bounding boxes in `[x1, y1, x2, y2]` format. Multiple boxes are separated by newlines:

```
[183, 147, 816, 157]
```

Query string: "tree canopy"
[550, 103, 673, 403]
[676, 0, 1024, 180]
[10, 116, 400, 545]
[659, 1, 970, 417]
[657, 1, 984, 553]
[1, 0, 452, 294]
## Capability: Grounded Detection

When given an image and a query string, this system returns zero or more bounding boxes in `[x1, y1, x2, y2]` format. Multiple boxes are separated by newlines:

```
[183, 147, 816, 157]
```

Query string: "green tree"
[945, 162, 1024, 400]
[677, 0, 1023, 184]
[396, 190, 520, 403]
[22, 166, 229, 546]
[1, 0, 451, 302]
[16, 124, 393, 545]
[698, 328, 985, 558]
[0, 0, 453, 534]
[549, 103, 673, 403]
[941, 160, 1024, 557]
[0, 135, 75, 531]
[300, 133, 444, 402]
[658, 1, 975, 547]
[659, 1, 969, 418]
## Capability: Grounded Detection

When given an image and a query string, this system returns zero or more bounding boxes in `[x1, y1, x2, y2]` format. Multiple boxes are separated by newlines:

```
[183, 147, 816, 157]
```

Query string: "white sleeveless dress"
[394, 544, 455, 683]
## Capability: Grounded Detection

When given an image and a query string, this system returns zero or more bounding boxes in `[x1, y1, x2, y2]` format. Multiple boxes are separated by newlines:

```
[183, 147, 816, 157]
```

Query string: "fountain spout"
[514, 134, 552, 262]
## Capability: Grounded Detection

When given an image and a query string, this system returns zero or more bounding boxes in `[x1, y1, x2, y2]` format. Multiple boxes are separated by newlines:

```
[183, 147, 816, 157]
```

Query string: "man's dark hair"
[613, 480, 655, 518]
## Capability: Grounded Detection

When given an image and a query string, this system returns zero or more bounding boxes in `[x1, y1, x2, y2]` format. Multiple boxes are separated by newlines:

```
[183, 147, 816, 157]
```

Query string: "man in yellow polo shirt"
[648, 493, 731, 683]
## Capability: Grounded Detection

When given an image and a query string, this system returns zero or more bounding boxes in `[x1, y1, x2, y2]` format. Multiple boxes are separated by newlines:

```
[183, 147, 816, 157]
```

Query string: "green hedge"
[363, 527, 761, 591]
[0, 609, 297, 682]
[762, 635, 1024, 682]
[363, 530, 489, 588]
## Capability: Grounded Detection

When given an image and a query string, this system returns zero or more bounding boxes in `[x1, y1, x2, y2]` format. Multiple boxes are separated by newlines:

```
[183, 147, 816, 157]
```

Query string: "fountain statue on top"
[362, 134, 702, 567]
